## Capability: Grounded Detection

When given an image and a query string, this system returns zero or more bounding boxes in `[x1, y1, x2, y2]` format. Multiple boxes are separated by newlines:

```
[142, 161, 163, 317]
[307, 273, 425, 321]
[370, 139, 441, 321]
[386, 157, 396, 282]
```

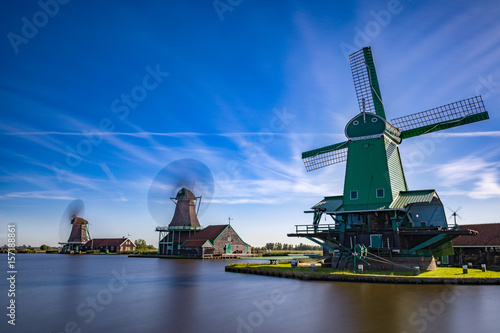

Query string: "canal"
[1, 254, 498, 333]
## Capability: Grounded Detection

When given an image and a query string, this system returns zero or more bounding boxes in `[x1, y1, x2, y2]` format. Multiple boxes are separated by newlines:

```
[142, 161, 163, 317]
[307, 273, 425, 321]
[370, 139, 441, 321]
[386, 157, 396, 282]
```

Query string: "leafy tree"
[134, 239, 156, 251]
[135, 239, 147, 249]
[265, 243, 274, 251]
[40, 244, 51, 250]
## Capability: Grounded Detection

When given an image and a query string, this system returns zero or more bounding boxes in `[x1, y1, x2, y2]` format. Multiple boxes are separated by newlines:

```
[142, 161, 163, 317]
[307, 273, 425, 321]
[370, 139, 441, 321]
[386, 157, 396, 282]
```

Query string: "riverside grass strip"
[225, 264, 500, 285]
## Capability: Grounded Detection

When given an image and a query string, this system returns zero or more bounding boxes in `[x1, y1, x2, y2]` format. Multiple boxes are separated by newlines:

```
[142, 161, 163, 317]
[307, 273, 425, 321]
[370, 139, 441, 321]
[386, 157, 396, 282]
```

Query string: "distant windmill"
[148, 158, 214, 226]
[169, 188, 202, 228]
[448, 207, 464, 228]
[154, 187, 203, 255]
[59, 199, 91, 253]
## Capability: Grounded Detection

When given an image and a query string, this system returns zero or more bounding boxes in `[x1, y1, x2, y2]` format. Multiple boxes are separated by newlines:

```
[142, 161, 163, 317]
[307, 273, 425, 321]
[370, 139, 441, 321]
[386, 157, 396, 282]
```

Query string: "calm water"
[1, 254, 499, 333]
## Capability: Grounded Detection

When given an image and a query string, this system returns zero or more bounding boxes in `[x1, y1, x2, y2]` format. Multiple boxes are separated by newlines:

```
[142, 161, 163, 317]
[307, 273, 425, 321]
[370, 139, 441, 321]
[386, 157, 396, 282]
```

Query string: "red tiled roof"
[181, 239, 213, 248]
[83, 238, 134, 247]
[189, 225, 228, 242]
[452, 223, 500, 247]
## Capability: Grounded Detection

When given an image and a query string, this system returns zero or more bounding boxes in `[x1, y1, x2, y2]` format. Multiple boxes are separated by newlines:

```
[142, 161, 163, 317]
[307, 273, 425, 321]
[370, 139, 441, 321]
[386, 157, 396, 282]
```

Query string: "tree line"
[262, 242, 321, 251]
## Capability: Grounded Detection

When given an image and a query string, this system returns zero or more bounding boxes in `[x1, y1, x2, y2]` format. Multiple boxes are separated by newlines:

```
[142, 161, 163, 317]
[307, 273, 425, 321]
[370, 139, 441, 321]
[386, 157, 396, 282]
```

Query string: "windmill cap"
[71, 217, 88, 225]
[176, 188, 196, 200]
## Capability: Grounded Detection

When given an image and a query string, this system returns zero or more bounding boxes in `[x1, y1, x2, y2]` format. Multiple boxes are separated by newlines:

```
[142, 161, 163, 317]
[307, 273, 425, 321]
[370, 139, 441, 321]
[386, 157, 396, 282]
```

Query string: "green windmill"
[289, 47, 489, 270]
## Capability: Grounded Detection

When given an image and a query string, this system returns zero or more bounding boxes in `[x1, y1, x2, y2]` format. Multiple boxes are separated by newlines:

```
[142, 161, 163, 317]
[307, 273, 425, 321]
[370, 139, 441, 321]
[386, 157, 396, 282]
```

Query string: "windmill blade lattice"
[391, 96, 488, 139]
[302, 141, 348, 172]
[350, 47, 386, 119]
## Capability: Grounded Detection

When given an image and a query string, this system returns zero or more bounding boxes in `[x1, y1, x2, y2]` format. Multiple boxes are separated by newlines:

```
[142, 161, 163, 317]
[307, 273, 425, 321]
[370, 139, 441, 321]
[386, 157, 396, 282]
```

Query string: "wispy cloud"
[469, 169, 500, 199]
[1, 191, 75, 200]
[429, 131, 500, 138]
[1, 130, 342, 138]
[436, 154, 500, 199]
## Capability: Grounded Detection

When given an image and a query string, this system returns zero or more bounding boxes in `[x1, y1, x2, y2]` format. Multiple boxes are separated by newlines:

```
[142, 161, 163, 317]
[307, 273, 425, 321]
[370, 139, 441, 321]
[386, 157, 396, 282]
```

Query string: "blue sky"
[1, 0, 499, 247]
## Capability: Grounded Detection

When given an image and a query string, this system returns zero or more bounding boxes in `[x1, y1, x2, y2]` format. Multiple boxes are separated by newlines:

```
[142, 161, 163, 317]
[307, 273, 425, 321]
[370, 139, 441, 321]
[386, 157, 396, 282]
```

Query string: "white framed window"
[350, 190, 358, 200]
[376, 188, 385, 198]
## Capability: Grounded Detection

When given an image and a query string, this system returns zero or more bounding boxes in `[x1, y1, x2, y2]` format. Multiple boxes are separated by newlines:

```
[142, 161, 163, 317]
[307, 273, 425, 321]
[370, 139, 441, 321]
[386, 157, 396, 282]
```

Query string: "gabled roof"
[181, 239, 213, 248]
[189, 225, 229, 242]
[389, 190, 437, 209]
[311, 196, 343, 211]
[311, 191, 439, 214]
[179, 224, 251, 248]
[452, 223, 500, 247]
[83, 238, 134, 247]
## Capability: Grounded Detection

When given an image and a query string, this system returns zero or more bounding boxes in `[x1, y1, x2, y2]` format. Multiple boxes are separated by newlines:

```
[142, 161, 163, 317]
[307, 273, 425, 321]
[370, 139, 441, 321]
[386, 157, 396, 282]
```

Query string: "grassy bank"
[227, 263, 500, 279]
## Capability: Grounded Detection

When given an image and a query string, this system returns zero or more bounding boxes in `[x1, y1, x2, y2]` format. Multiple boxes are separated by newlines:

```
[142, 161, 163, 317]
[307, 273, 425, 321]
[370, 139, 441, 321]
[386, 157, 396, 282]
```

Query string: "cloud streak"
[436, 154, 500, 199]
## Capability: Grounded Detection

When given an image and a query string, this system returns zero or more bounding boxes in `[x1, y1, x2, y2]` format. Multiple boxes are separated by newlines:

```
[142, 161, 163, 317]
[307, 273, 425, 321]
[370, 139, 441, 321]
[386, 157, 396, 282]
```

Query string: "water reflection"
[2, 254, 499, 333]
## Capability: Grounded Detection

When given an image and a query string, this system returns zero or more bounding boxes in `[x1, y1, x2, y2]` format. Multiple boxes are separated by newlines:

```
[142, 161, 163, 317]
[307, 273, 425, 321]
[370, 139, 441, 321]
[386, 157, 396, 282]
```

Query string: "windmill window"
[376, 188, 385, 198]
[353, 120, 359, 125]
[371, 117, 378, 123]
[350, 190, 358, 200]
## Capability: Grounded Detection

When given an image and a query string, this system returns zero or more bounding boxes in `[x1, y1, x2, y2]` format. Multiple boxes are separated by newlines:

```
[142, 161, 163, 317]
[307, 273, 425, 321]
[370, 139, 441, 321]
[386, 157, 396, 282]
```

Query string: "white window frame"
[376, 188, 385, 198]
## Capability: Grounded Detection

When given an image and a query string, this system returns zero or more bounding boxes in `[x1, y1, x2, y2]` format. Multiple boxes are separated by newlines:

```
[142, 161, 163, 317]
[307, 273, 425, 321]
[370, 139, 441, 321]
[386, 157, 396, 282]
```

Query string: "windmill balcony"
[292, 224, 339, 235]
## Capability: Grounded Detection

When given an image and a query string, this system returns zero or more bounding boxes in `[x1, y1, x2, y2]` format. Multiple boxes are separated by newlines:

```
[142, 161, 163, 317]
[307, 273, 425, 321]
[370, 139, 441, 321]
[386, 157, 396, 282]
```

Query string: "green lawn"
[228, 263, 500, 278]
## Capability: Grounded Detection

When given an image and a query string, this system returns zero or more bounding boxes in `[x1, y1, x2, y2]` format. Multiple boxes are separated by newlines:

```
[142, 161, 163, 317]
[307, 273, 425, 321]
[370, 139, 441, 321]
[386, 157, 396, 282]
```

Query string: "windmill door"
[226, 243, 231, 254]
[370, 234, 382, 248]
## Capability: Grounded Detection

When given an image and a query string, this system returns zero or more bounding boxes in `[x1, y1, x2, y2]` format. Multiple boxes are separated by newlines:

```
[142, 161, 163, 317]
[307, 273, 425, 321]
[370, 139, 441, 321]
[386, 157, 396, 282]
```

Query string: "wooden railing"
[293, 224, 339, 234]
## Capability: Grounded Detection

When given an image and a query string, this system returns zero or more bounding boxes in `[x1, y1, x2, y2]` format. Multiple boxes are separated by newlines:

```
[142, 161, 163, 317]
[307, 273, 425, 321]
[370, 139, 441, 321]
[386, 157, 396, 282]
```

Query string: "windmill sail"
[391, 96, 489, 139]
[302, 141, 348, 172]
[350, 47, 386, 119]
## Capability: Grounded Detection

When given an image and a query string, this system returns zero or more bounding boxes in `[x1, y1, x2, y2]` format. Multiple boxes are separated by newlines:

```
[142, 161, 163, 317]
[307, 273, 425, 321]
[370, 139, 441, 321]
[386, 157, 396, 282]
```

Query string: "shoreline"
[225, 266, 500, 285]
[128, 253, 256, 260]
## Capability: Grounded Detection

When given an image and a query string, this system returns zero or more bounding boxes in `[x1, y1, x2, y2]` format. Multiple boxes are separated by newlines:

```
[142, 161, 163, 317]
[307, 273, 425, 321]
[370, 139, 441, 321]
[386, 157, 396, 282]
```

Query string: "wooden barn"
[82, 237, 136, 253]
[179, 224, 251, 258]
[158, 224, 251, 258]
[446, 223, 500, 267]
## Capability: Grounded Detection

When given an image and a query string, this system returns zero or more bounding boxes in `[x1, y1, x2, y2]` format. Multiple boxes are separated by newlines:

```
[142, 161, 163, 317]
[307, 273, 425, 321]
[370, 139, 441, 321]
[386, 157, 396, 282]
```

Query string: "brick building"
[82, 237, 136, 253]
[158, 224, 251, 258]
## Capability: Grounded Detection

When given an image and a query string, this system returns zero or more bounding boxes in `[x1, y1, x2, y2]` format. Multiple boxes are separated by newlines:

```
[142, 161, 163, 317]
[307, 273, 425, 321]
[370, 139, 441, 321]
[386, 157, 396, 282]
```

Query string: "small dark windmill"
[59, 199, 91, 253]
[289, 47, 487, 270]
[448, 207, 463, 228]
